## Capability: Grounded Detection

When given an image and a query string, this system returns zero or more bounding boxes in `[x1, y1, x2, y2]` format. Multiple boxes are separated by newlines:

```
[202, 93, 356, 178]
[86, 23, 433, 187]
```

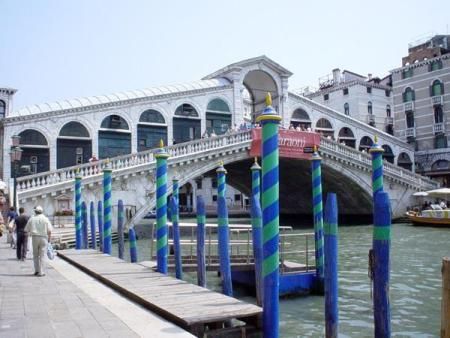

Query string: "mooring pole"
[373, 191, 391, 337]
[75, 172, 82, 250]
[97, 201, 103, 252]
[311, 146, 325, 283]
[129, 227, 138, 263]
[170, 196, 183, 280]
[442, 257, 450, 338]
[251, 157, 261, 202]
[155, 140, 170, 274]
[251, 195, 263, 307]
[90, 201, 96, 249]
[217, 163, 233, 296]
[196, 195, 206, 287]
[103, 160, 113, 254]
[324, 193, 339, 338]
[256, 93, 281, 338]
[82, 201, 88, 249]
[118, 199, 125, 260]
[369, 135, 384, 200]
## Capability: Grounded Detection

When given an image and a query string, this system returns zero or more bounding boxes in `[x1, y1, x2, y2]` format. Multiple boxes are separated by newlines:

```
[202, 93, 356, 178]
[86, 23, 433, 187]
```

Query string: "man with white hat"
[24, 206, 53, 277]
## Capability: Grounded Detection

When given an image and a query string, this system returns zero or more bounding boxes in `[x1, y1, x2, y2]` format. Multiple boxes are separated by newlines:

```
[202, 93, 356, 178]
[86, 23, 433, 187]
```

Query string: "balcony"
[431, 95, 443, 106]
[433, 122, 445, 134]
[385, 116, 393, 125]
[404, 101, 414, 112]
[367, 115, 375, 125]
[405, 127, 416, 138]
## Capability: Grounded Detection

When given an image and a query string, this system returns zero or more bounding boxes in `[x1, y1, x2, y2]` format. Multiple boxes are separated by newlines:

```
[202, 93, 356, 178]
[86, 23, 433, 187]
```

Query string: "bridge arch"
[137, 109, 167, 151]
[16, 129, 50, 176]
[290, 107, 311, 129]
[99, 114, 132, 159]
[173, 103, 201, 144]
[337, 127, 356, 148]
[57, 121, 92, 168]
[359, 136, 373, 152]
[382, 144, 395, 164]
[241, 69, 280, 123]
[397, 152, 413, 171]
[206, 98, 232, 135]
[315, 117, 334, 139]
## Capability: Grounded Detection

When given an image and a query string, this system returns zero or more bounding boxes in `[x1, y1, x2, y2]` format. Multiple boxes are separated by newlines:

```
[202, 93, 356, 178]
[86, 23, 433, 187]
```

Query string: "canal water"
[113, 222, 449, 337]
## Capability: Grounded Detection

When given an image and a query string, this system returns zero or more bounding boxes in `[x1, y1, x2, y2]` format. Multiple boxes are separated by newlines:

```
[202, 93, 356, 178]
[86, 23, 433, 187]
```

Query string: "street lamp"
[9, 135, 22, 210]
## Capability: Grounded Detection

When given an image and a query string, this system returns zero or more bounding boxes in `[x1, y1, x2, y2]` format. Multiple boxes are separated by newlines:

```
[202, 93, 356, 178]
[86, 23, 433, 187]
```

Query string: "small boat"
[405, 210, 450, 227]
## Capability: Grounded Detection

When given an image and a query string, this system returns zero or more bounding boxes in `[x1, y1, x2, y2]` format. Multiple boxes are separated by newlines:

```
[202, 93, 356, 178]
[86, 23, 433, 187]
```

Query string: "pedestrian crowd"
[0, 205, 53, 277]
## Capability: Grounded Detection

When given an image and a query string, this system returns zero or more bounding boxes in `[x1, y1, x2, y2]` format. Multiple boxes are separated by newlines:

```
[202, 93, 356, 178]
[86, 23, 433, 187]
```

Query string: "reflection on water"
[113, 223, 449, 337]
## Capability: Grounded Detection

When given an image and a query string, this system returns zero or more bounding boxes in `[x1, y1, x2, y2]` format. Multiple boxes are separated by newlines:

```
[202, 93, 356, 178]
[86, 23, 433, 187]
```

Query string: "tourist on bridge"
[14, 207, 30, 261]
[24, 206, 53, 277]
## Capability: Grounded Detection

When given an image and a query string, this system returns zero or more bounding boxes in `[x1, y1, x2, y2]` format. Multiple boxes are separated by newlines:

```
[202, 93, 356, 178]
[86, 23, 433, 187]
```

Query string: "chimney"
[332, 68, 341, 84]
[368, 73, 372, 81]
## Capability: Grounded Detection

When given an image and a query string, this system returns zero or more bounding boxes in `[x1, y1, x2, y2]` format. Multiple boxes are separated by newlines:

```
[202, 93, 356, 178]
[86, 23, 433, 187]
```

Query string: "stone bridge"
[15, 130, 437, 226]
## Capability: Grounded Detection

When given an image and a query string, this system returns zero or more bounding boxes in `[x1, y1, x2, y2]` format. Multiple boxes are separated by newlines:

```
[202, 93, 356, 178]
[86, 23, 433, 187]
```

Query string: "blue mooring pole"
[97, 201, 104, 252]
[373, 191, 391, 337]
[103, 161, 113, 255]
[74, 173, 82, 250]
[250, 195, 263, 306]
[90, 201, 96, 249]
[324, 193, 339, 338]
[196, 195, 206, 287]
[129, 227, 138, 263]
[170, 196, 183, 280]
[118, 199, 125, 260]
[82, 201, 88, 249]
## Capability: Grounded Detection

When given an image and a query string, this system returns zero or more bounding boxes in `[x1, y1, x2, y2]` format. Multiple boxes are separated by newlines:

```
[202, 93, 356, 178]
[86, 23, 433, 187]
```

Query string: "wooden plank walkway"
[57, 250, 262, 337]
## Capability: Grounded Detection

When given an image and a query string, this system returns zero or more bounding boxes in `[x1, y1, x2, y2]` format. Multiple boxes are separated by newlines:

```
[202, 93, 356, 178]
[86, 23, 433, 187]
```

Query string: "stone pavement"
[0, 239, 193, 338]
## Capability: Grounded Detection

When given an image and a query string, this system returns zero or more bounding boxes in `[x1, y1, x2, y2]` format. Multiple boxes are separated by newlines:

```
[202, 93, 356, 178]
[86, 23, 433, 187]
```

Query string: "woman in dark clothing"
[14, 207, 30, 260]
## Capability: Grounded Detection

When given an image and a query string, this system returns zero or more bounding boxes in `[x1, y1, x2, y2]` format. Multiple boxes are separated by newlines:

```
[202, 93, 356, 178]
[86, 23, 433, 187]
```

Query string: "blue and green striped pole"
[324, 193, 339, 338]
[170, 196, 183, 280]
[155, 140, 170, 274]
[173, 178, 179, 203]
[103, 160, 113, 255]
[251, 158, 261, 202]
[82, 201, 88, 249]
[75, 172, 82, 250]
[129, 227, 138, 263]
[90, 201, 96, 249]
[311, 146, 325, 282]
[118, 199, 125, 260]
[97, 201, 103, 252]
[196, 195, 206, 287]
[251, 195, 263, 307]
[373, 191, 391, 337]
[217, 163, 233, 296]
[369, 135, 384, 200]
[256, 93, 281, 338]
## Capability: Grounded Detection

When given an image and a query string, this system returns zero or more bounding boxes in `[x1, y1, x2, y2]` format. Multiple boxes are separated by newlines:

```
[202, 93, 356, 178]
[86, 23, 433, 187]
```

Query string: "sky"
[1, 0, 449, 110]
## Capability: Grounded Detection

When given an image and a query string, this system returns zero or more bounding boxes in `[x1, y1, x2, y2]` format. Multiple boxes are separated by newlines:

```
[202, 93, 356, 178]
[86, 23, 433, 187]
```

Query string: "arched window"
[0, 100, 5, 118]
[139, 109, 166, 124]
[382, 145, 394, 164]
[406, 112, 415, 128]
[431, 80, 444, 96]
[59, 122, 90, 138]
[206, 99, 231, 135]
[174, 104, 198, 117]
[398, 152, 413, 171]
[386, 105, 391, 117]
[344, 103, 349, 115]
[359, 136, 373, 152]
[17, 129, 50, 175]
[367, 101, 373, 114]
[431, 159, 449, 171]
[100, 115, 129, 130]
[315, 118, 334, 139]
[429, 60, 443, 71]
[403, 87, 415, 102]
[338, 127, 356, 148]
[19, 129, 48, 146]
[291, 108, 311, 129]
[434, 106, 444, 123]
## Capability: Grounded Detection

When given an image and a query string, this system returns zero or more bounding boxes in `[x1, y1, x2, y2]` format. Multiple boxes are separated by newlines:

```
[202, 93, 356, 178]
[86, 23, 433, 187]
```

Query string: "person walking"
[24, 206, 53, 276]
[15, 207, 30, 261]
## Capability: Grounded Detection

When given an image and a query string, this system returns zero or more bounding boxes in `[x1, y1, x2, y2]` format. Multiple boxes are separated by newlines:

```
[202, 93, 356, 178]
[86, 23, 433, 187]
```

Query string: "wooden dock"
[57, 250, 262, 337]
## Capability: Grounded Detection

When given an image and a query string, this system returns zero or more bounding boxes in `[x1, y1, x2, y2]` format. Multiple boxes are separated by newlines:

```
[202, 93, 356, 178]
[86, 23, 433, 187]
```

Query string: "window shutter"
[441, 82, 445, 94]
[430, 85, 433, 96]
[402, 92, 405, 102]
[412, 91, 415, 101]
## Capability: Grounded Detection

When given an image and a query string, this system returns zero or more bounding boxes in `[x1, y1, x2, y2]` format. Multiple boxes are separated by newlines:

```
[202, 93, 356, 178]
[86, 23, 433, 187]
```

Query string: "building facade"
[391, 35, 450, 186]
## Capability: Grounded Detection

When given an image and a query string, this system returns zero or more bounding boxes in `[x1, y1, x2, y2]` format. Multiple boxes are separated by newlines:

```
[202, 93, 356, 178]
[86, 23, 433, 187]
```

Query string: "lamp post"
[9, 135, 22, 210]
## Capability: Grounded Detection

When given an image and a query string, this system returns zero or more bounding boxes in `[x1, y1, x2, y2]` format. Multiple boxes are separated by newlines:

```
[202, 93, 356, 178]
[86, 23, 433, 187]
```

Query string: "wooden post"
[118, 199, 124, 259]
[170, 196, 183, 280]
[442, 257, 450, 338]
[324, 193, 338, 338]
[196, 195, 206, 287]
[89, 201, 96, 249]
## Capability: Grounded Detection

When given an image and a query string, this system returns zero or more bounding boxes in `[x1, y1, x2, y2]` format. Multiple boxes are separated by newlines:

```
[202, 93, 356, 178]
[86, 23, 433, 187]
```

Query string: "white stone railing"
[16, 131, 253, 192]
[16, 128, 437, 194]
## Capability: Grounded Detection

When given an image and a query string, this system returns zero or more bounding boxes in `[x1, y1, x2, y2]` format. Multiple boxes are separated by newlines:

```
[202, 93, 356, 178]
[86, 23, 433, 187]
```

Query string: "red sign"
[249, 128, 320, 159]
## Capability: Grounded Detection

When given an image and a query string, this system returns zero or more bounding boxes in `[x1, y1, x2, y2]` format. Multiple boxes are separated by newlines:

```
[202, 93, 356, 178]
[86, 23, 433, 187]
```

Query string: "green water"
[113, 223, 449, 337]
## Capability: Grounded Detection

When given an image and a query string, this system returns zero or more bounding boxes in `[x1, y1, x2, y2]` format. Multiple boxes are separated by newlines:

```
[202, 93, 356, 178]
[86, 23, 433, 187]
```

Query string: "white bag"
[47, 243, 55, 260]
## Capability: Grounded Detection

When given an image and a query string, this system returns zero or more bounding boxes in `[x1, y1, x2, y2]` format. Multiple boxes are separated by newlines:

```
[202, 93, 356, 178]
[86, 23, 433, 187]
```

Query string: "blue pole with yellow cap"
[103, 159, 113, 255]
[74, 171, 82, 249]
[256, 93, 281, 338]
